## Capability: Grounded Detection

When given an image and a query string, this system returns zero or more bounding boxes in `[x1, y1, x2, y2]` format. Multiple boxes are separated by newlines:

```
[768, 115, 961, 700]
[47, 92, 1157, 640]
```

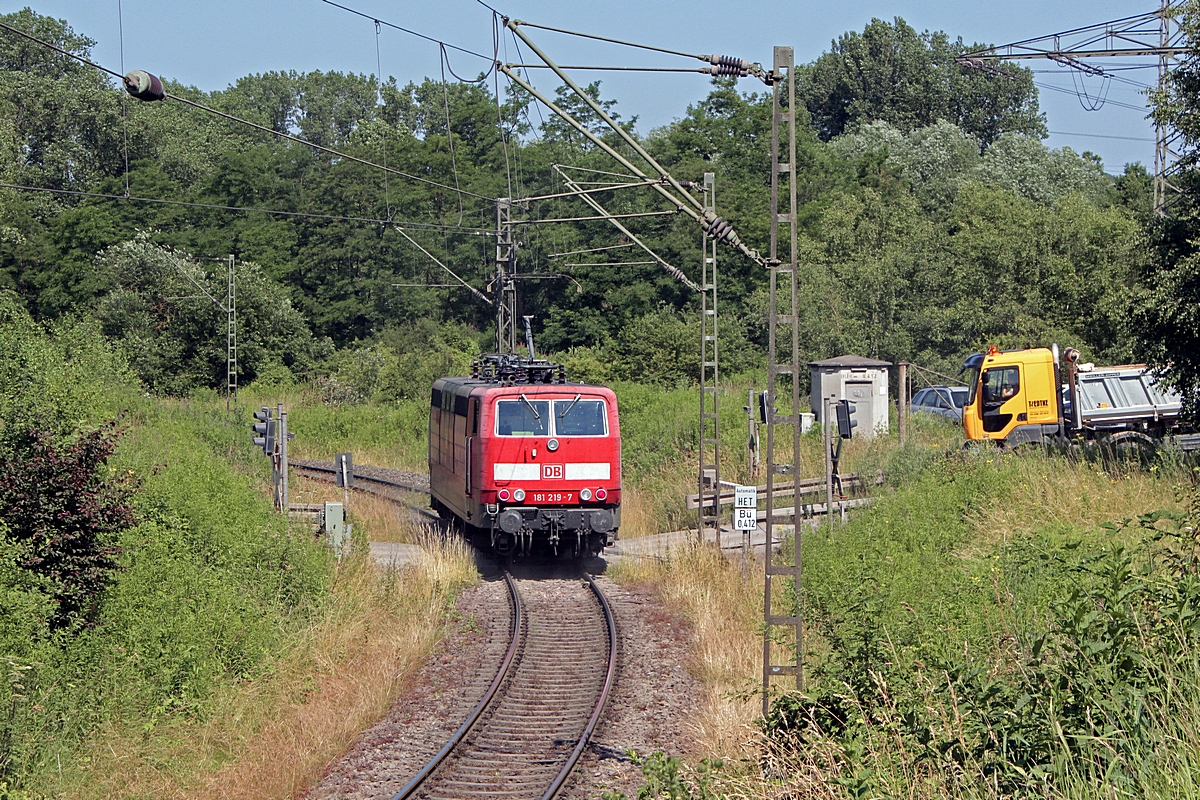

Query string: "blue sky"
[9, 0, 1164, 173]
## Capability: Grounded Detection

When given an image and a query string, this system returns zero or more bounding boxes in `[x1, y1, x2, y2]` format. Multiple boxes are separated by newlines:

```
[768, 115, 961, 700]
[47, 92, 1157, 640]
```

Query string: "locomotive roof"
[433, 376, 611, 395]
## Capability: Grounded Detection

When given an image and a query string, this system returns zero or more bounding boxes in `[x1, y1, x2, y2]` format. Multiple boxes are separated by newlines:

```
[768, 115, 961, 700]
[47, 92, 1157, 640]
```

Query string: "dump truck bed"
[1076, 365, 1182, 427]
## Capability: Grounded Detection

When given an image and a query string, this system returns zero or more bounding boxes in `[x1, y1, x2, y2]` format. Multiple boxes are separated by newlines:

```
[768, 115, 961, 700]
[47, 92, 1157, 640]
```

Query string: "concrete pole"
[898, 362, 908, 445]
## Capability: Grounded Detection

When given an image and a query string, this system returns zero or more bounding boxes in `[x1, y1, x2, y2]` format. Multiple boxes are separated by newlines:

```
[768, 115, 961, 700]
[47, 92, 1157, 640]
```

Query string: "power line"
[0, 182, 493, 232]
[0, 19, 494, 202]
[511, 19, 708, 62]
[1034, 80, 1149, 113]
[319, 0, 492, 62]
[1048, 130, 1155, 142]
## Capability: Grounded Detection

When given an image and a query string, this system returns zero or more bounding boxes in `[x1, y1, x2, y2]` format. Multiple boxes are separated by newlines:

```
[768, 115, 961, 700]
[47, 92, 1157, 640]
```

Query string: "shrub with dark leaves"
[0, 423, 135, 629]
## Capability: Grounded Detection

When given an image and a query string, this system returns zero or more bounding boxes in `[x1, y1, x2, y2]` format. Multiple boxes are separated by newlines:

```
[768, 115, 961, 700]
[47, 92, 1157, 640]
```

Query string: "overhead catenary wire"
[505, 64, 715, 73]
[0, 182, 494, 232]
[547, 242, 634, 259]
[518, 180, 660, 203]
[1033, 79, 1148, 112]
[493, 13, 514, 199]
[508, 210, 678, 225]
[392, 225, 492, 304]
[319, 0, 493, 63]
[117, 0, 129, 197]
[0, 19, 494, 203]
[554, 166, 700, 292]
[1048, 130, 1155, 142]
[375, 20, 392, 221]
[509, 19, 710, 63]
[440, 44, 465, 224]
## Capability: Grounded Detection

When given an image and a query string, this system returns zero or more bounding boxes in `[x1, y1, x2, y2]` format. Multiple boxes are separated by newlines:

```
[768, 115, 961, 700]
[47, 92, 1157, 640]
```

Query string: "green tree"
[1134, 0, 1200, 417]
[93, 237, 319, 393]
[799, 17, 1045, 147]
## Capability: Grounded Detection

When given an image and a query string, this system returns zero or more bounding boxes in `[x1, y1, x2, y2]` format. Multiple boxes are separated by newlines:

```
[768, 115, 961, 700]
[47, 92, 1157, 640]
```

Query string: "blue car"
[909, 386, 969, 422]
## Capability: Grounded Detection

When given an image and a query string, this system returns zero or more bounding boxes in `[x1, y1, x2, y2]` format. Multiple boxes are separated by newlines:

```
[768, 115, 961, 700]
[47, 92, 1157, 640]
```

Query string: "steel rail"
[290, 459, 429, 495]
[290, 460, 439, 521]
[389, 571, 524, 800]
[292, 458, 618, 798]
[540, 571, 618, 800]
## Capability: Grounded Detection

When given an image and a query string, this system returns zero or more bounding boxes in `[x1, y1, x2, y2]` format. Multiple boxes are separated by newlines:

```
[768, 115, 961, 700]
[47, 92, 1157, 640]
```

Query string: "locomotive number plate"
[531, 492, 574, 503]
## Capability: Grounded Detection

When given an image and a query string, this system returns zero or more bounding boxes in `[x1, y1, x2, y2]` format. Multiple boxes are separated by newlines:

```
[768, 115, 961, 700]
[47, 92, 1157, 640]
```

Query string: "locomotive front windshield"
[555, 399, 607, 435]
[496, 398, 550, 436]
[495, 397, 608, 436]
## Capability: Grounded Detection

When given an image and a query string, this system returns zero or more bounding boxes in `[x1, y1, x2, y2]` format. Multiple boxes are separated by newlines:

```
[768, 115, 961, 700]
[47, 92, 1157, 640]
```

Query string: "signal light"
[835, 400, 857, 440]
[595, 488, 608, 501]
[513, 488, 526, 502]
[498, 489, 511, 502]
[251, 406, 275, 455]
[580, 488, 592, 501]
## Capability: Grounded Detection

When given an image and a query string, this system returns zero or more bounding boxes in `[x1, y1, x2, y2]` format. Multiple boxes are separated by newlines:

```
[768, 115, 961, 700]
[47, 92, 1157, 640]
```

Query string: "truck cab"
[962, 346, 1062, 446]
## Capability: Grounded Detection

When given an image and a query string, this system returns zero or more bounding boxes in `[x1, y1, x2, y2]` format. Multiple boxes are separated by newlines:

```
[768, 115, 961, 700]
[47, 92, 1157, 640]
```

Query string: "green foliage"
[93, 236, 320, 393]
[832, 121, 1109, 209]
[0, 7, 1160, 397]
[765, 457, 1200, 797]
[0, 423, 133, 629]
[1137, 0, 1200, 418]
[0, 303, 330, 791]
[601, 750, 724, 800]
[799, 17, 1045, 146]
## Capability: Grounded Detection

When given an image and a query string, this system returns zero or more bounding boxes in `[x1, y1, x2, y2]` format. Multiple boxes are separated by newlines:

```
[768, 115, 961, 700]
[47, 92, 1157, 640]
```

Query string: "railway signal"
[836, 400, 857, 439]
[251, 407, 274, 455]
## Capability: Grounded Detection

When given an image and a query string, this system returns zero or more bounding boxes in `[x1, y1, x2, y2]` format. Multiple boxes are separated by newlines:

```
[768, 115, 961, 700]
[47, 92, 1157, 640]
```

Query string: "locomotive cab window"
[554, 399, 607, 436]
[496, 398, 549, 436]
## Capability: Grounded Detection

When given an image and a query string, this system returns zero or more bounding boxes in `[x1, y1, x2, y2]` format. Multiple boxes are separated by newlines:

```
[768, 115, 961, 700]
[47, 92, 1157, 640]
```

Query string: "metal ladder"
[226, 254, 237, 410]
[762, 46, 804, 715]
[698, 172, 721, 545]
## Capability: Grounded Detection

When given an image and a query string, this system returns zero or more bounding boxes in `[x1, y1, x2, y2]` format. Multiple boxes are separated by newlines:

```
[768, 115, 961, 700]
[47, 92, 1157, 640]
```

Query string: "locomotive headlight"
[595, 488, 608, 501]
[513, 488, 526, 502]
[547, 438, 559, 452]
[498, 489, 511, 502]
[579, 488, 592, 501]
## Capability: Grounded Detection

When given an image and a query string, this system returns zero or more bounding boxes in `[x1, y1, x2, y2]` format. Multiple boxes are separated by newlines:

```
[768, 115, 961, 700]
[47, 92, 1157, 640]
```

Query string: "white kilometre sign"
[734, 484, 757, 531]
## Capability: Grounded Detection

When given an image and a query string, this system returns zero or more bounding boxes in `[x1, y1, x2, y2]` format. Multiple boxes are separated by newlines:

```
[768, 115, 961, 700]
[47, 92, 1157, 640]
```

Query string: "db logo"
[542, 464, 564, 479]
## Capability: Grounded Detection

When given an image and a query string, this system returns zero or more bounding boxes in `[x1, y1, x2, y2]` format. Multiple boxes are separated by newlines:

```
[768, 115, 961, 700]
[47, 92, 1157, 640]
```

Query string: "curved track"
[295, 458, 618, 799]
[394, 570, 617, 800]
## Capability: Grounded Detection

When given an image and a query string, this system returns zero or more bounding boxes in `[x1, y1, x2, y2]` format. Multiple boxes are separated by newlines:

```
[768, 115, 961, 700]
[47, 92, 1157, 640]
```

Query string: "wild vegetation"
[5, 3, 1200, 798]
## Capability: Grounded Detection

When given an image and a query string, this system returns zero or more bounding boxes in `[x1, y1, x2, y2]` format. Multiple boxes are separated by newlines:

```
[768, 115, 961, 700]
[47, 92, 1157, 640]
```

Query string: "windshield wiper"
[519, 393, 541, 420]
[557, 394, 582, 418]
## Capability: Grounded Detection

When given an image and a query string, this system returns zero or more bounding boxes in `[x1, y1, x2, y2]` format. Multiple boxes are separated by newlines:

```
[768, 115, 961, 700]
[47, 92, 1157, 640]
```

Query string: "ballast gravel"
[303, 564, 703, 800]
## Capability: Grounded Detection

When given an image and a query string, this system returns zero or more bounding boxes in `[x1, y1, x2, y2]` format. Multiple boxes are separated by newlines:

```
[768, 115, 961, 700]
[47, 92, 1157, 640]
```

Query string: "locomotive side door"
[465, 397, 478, 496]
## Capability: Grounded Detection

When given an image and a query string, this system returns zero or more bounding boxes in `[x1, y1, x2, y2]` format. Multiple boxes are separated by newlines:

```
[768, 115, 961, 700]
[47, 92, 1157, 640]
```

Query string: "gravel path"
[304, 567, 702, 800]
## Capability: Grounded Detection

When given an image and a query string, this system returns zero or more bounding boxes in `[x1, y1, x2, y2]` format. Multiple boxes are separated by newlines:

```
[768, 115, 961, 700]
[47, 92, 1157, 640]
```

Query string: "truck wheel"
[1099, 432, 1156, 469]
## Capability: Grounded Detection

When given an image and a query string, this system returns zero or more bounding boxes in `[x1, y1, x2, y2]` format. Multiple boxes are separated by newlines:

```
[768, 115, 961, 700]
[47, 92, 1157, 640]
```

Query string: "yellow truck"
[960, 344, 1199, 452]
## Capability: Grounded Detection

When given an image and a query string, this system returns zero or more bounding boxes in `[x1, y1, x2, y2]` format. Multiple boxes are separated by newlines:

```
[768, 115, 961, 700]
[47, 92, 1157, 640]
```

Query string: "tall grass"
[613, 545, 763, 759]
[62, 531, 476, 800]
[612, 430, 1200, 799]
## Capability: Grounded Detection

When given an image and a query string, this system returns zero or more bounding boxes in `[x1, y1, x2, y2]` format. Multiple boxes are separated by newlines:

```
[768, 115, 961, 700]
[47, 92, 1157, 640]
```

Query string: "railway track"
[394, 568, 617, 800]
[295, 458, 618, 799]
[291, 459, 439, 521]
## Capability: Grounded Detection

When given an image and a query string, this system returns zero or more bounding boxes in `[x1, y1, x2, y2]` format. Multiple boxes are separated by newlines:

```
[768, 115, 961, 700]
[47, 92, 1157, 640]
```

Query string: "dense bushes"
[0, 305, 332, 792]
[765, 456, 1200, 797]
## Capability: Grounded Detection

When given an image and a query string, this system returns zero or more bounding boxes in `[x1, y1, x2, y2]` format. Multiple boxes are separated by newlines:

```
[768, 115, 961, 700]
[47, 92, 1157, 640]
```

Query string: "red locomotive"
[429, 354, 621, 557]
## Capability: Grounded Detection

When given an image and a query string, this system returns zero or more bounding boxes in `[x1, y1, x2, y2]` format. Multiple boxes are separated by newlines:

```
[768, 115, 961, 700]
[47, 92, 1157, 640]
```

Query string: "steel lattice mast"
[957, 0, 1190, 215]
